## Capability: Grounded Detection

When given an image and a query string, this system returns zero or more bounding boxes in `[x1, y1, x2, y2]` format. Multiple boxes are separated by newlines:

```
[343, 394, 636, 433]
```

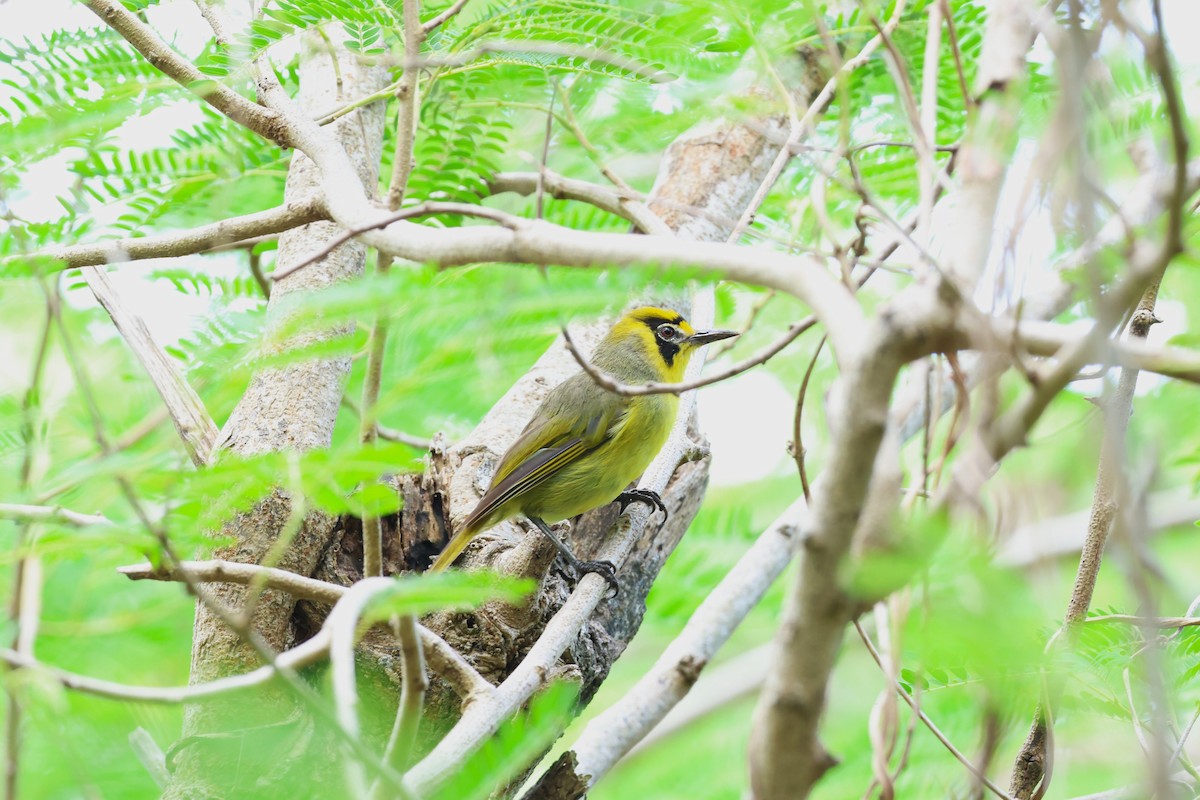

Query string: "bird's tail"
[427, 522, 480, 572]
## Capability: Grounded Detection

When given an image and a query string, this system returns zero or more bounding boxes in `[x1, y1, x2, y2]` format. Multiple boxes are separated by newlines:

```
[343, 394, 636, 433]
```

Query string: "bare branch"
[0, 629, 332, 704]
[524, 501, 805, 798]
[0, 504, 112, 528]
[82, 0, 291, 145]
[422, 0, 471, 33]
[560, 317, 815, 396]
[117, 560, 491, 702]
[327, 578, 414, 800]
[81, 265, 220, 467]
[267, 201, 524, 282]
[1010, 277, 1167, 798]
[14, 199, 326, 270]
[855, 622, 1015, 800]
[487, 171, 673, 236]
[385, 0, 425, 209]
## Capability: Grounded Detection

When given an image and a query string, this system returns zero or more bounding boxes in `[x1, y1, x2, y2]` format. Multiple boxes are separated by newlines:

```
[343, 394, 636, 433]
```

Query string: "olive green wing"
[460, 375, 628, 531]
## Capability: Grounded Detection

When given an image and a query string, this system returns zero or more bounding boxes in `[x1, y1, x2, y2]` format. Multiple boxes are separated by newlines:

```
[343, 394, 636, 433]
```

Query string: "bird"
[427, 306, 737, 591]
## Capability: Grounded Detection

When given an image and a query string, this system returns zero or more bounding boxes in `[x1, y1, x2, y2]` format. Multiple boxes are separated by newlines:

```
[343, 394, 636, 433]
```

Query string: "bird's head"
[600, 306, 738, 382]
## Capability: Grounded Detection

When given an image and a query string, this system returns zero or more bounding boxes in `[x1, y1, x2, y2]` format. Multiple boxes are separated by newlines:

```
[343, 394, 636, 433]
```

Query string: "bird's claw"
[617, 489, 668, 522]
[555, 559, 620, 599]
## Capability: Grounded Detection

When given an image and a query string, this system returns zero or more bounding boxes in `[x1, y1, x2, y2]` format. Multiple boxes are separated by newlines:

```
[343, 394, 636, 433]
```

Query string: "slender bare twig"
[385, 0, 425, 210]
[1085, 615, 1200, 629]
[341, 397, 434, 450]
[422, 0, 470, 32]
[487, 171, 671, 235]
[856, 622, 1015, 800]
[793, 337, 826, 503]
[268, 201, 525, 282]
[328, 579, 415, 800]
[725, 0, 908, 243]
[918, 0, 943, 233]
[374, 613, 428, 791]
[4, 283, 54, 800]
[535, 86, 555, 222]
[0, 636, 331, 704]
[941, 0, 974, 109]
[561, 317, 815, 397]
[377, 424, 434, 450]
[315, 41, 672, 126]
[361, 256, 391, 580]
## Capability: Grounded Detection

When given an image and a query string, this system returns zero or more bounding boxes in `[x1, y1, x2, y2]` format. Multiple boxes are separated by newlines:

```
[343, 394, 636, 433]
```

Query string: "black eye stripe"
[640, 314, 685, 334]
[635, 313, 686, 367]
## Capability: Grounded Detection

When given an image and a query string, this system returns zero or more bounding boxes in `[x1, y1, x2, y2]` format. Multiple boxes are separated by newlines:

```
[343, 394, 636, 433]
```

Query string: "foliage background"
[2, 0, 1200, 797]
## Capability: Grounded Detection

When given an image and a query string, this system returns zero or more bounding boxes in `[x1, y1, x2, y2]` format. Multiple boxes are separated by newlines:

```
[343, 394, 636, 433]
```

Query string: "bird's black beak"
[687, 329, 738, 346]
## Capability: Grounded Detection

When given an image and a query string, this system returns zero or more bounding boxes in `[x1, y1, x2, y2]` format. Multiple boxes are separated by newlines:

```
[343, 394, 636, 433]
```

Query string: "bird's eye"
[656, 324, 678, 342]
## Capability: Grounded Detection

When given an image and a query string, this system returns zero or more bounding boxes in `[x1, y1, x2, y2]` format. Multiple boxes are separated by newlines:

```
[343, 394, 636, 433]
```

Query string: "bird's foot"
[617, 488, 668, 521]
[554, 558, 620, 599]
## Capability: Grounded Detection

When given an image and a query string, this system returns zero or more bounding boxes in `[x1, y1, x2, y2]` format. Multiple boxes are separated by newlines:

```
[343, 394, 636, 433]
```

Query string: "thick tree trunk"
[165, 41, 387, 800]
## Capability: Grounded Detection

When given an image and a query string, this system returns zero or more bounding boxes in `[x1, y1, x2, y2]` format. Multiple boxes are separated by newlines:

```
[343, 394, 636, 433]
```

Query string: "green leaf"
[363, 571, 536, 620]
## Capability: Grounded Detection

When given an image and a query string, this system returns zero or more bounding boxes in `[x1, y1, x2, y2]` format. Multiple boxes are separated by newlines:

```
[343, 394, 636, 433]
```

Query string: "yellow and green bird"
[428, 306, 736, 588]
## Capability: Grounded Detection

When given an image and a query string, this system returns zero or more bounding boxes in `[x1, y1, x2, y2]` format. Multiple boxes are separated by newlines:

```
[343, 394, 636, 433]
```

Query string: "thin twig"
[535, 84, 556, 222]
[117, 559, 490, 702]
[855, 622, 1015, 800]
[341, 397, 434, 450]
[269, 201, 525, 282]
[561, 317, 815, 396]
[422, 0, 470, 32]
[941, 0, 974, 109]
[81, 264, 220, 467]
[386, 0, 425, 210]
[4, 283, 54, 800]
[793, 336, 826, 503]
[725, 0, 909, 243]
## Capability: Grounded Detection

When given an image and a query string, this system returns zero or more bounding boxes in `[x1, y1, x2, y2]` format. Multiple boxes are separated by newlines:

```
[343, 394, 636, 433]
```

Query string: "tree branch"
[80, 265, 220, 467]
[15, 199, 326, 270]
[855, 621, 1015, 800]
[82, 0, 292, 146]
[524, 500, 805, 798]
[0, 504, 112, 528]
[747, 2, 1037, 795]
[486, 171, 673, 236]
[422, 0, 471, 33]
[117, 560, 491, 703]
